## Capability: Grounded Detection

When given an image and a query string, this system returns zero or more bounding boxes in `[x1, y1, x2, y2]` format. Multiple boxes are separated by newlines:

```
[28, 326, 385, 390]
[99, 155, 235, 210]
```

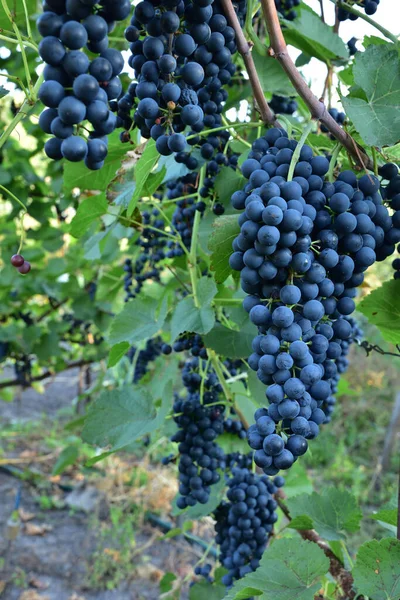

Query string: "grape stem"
[276, 491, 356, 599]
[220, 0, 281, 127]
[188, 166, 205, 307]
[328, 0, 398, 43]
[259, 0, 375, 172]
[287, 120, 314, 182]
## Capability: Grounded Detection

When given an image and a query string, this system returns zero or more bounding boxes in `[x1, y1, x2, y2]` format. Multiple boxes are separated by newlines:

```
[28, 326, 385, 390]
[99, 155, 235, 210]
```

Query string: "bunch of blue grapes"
[162, 332, 208, 359]
[269, 95, 298, 116]
[229, 126, 400, 474]
[172, 357, 226, 509]
[214, 469, 284, 587]
[392, 248, 400, 280]
[119, 0, 238, 162]
[321, 108, 346, 138]
[127, 337, 163, 382]
[37, 0, 130, 169]
[338, 0, 380, 21]
[123, 208, 167, 301]
[348, 37, 358, 56]
[274, 0, 300, 20]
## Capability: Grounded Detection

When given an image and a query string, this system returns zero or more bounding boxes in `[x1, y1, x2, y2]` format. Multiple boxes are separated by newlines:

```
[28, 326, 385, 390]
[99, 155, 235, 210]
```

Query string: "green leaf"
[295, 53, 311, 67]
[283, 6, 348, 62]
[353, 538, 400, 600]
[82, 384, 171, 452]
[0, 85, 9, 98]
[170, 277, 217, 341]
[336, 376, 358, 397]
[214, 167, 245, 207]
[63, 132, 127, 194]
[208, 214, 240, 284]
[357, 280, 400, 344]
[108, 296, 168, 345]
[108, 342, 130, 367]
[127, 140, 159, 216]
[253, 51, 296, 95]
[0, 0, 36, 31]
[160, 573, 177, 594]
[341, 45, 400, 147]
[286, 488, 362, 541]
[204, 323, 253, 358]
[218, 432, 249, 455]
[247, 370, 267, 406]
[370, 502, 398, 527]
[69, 194, 108, 238]
[224, 538, 330, 600]
[143, 166, 166, 196]
[283, 464, 313, 499]
[52, 445, 79, 476]
[189, 580, 226, 600]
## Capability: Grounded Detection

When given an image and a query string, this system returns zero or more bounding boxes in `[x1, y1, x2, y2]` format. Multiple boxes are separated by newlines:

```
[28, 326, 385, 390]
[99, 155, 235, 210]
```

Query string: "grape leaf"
[204, 323, 253, 358]
[0, 0, 36, 31]
[224, 538, 330, 600]
[253, 51, 296, 96]
[357, 280, 400, 344]
[370, 501, 398, 528]
[353, 538, 400, 600]
[189, 581, 226, 600]
[286, 488, 362, 541]
[208, 214, 240, 284]
[283, 6, 348, 63]
[82, 384, 171, 451]
[108, 296, 168, 345]
[107, 342, 130, 367]
[341, 45, 400, 147]
[170, 277, 216, 340]
[52, 445, 79, 476]
[214, 167, 245, 207]
[69, 194, 108, 238]
[63, 132, 127, 194]
[127, 139, 160, 216]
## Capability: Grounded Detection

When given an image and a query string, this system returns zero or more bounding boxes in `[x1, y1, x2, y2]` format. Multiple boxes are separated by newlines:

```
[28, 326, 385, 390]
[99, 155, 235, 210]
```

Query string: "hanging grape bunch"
[338, 0, 380, 21]
[229, 126, 400, 474]
[37, 0, 131, 169]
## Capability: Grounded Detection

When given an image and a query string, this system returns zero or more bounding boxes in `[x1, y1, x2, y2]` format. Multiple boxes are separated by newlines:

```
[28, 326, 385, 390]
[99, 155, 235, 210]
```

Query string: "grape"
[11, 254, 25, 267]
[37, 0, 127, 169]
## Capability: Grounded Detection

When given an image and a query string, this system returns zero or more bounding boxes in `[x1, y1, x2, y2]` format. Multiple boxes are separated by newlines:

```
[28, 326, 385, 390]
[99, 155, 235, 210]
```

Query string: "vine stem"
[220, 0, 280, 126]
[328, 0, 398, 43]
[0, 33, 37, 51]
[259, 0, 375, 172]
[287, 121, 314, 182]
[0, 74, 43, 151]
[188, 166, 205, 307]
[186, 121, 260, 141]
[327, 142, 342, 182]
[1, 0, 33, 94]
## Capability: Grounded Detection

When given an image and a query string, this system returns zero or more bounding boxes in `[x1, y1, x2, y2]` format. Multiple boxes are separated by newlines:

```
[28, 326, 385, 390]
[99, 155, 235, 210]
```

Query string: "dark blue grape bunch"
[224, 415, 247, 440]
[163, 332, 208, 359]
[392, 246, 400, 279]
[37, 0, 130, 169]
[194, 564, 214, 583]
[338, 0, 380, 21]
[274, 0, 300, 20]
[321, 108, 346, 138]
[214, 469, 283, 588]
[269, 95, 298, 116]
[347, 37, 358, 56]
[228, 126, 400, 474]
[14, 355, 32, 387]
[123, 258, 134, 301]
[128, 337, 163, 382]
[119, 0, 238, 163]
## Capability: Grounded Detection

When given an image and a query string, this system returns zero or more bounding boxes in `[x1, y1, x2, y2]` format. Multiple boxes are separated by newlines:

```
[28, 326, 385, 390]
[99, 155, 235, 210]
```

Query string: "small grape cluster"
[274, 0, 300, 20]
[162, 333, 208, 359]
[214, 469, 284, 587]
[37, 0, 130, 169]
[119, 0, 237, 161]
[172, 356, 227, 508]
[14, 355, 32, 387]
[229, 126, 400, 474]
[392, 246, 400, 279]
[10, 254, 31, 275]
[347, 37, 358, 56]
[269, 95, 298, 116]
[123, 208, 167, 301]
[321, 108, 346, 139]
[338, 0, 380, 21]
[128, 337, 163, 382]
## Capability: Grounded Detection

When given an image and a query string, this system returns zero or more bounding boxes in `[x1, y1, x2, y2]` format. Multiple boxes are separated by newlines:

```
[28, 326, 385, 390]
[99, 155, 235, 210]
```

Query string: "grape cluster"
[214, 469, 283, 587]
[37, 0, 130, 169]
[128, 337, 163, 382]
[123, 208, 167, 301]
[162, 332, 208, 358]
[338, 0, 380, 21]
[119, 0, 238, 163]
[172, 357, 226, 508]
[229, 126, 400, 474]
[274, 0, 300, 20]
[321, 108, 346, 138]
[269, 95, 298, 116]
[10, 254, 31, 275]
[347, 37, 358, 56]
[14, 355, 32, 387]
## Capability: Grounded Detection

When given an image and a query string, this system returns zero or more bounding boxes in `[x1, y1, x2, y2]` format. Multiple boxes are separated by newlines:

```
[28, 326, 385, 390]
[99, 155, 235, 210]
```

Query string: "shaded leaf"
[127, 140, 159, 216]
[69, 194, 108, 238]
[108, 342, 130, 367]
[208, 214, 240, 284]
[52, 445, 79, 476]
[108, 296, 168, 345]
[353, 538, 400, 600]
[253, 51, 296, 95]
[204, 323, 253, 358]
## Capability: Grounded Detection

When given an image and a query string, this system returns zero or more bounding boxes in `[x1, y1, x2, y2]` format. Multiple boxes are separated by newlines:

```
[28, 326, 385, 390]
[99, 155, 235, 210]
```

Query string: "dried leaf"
[24, 523, 53, 536]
